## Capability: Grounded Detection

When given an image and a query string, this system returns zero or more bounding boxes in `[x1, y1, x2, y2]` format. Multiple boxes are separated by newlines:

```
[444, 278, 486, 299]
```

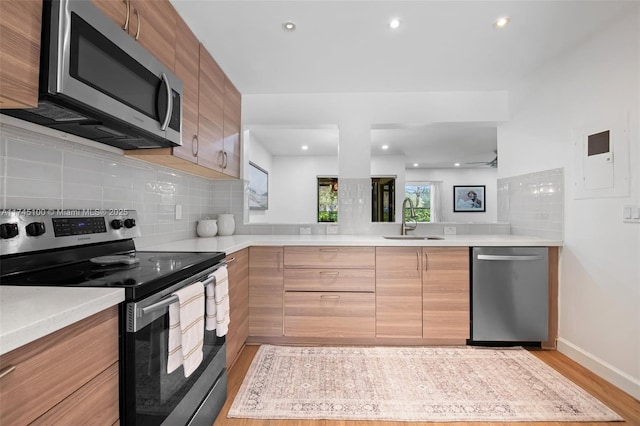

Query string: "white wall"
[499, 9, 640, 398]
[405, 167, 498, 223]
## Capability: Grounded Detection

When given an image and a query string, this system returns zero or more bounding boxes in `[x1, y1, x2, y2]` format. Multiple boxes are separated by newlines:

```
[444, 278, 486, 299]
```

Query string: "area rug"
[228, 345, 622, 422]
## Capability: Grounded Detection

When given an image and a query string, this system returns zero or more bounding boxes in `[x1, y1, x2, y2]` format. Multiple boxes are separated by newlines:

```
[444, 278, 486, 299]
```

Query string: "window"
[372, 177, 395, 222]
[404, 183, 432, 222]
[317, 177, 338, 222]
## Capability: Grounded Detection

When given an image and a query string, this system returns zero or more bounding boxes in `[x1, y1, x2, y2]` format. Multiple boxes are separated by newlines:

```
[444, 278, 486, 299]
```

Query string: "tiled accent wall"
[0, 122, 243, 247]
[497, 168, 564, 240]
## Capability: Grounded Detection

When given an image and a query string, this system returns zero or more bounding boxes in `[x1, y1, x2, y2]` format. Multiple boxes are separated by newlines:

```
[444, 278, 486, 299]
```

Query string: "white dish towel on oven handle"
[205, 265, 230, 337]
[167, 282, 205, 377]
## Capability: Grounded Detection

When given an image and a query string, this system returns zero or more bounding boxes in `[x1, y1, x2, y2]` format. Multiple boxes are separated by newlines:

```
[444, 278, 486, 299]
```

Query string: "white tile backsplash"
[0, 121, 231, 246]
[497, 168, 564, 240]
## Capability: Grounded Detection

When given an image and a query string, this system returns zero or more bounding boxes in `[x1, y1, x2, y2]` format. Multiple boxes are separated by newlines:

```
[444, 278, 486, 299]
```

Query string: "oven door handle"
[140, 274, 216, 316]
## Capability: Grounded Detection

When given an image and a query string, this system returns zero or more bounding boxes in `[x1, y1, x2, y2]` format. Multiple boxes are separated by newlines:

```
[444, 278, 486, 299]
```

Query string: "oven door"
[121, 269, 227, 425]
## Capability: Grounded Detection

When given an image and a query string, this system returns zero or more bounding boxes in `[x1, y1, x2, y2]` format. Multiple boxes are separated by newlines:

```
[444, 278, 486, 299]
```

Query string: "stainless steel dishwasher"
[471, 247, 548, 343]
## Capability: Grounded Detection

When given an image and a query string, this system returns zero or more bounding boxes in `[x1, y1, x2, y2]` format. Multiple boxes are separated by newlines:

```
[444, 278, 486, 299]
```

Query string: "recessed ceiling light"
[381, 144, 389, 150]
[301, 145, 308, 150]
[493, 16, 510, 29]
[454, 163, 461, 167]
[282, 21, 296, 32]
[413, 163, 419, 167]
[389, 18, 401, 29]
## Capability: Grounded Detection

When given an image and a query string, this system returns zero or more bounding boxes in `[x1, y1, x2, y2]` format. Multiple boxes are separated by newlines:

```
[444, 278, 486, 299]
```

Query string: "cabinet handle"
[192, 135, 199, 156]
[122, 0, 130, 31]
[218, 150, 225, 168]
[424, 251, 429, 271]
[276, 251, 281, 272]
[319, 248, 339, 252]
[222, 151, 228, 169]
[0, 365, 16, 379]
[320, 295, 340, 299]
[416, 250, 420, 270]
[226, 257, 236, 264]
[133, 7, 141, 41]
[319, 271, 339, 276]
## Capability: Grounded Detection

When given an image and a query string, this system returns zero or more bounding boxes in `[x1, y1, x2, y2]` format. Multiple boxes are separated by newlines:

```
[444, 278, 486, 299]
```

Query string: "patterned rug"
[228, 345, 622, 422]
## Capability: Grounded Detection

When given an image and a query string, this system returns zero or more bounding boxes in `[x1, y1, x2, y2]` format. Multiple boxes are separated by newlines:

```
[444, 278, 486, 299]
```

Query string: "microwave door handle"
[159, 72, 173, 131]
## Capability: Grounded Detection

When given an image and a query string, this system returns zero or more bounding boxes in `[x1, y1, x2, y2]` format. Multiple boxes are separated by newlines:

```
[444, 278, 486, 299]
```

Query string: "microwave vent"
[31, 102, 90, 122]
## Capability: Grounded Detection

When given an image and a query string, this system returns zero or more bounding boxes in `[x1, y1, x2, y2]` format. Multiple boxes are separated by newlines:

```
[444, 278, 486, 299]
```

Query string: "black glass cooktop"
[0, 251, 226, 301]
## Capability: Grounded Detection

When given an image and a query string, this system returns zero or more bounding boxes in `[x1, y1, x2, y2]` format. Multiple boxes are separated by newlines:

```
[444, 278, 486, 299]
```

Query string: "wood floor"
[214, 345, 640, 426]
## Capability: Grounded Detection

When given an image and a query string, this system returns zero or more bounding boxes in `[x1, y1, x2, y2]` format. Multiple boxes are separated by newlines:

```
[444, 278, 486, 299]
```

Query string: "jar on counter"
[196, 218, 217, 237]
[216, 214, 235, 236]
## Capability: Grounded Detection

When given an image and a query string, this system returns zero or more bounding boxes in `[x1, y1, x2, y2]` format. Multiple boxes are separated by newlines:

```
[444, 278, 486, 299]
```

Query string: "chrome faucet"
[401, 197, 417, 235]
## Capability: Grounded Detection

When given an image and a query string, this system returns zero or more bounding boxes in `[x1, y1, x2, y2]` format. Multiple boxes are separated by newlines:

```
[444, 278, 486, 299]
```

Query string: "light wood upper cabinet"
[249, 246, 284, 337]
[197, 45, 225, 171]
[375, 247, 423, 339]
[422, 247, 470, 342]
[171, 16, 200, 163]
[222, 76, 241, 178]
[226, 248, 249, 368]
[0, 0, 42, 109]
[93, 0, 176, 71]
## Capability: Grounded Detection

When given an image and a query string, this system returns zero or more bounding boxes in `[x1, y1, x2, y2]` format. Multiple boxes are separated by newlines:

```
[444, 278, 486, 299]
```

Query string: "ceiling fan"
[467, 150, 497, 168]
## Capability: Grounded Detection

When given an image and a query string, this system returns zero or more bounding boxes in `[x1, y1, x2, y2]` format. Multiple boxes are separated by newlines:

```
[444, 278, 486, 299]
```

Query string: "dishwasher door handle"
[477, 254, 543, 261]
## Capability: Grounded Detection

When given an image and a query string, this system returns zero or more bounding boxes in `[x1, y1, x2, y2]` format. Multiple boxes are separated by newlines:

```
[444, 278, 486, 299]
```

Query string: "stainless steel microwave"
[3, 0, 182, 150]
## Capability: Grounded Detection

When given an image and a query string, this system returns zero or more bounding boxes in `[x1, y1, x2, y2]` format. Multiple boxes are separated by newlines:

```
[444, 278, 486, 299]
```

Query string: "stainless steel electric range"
[0, 209, 227, 425]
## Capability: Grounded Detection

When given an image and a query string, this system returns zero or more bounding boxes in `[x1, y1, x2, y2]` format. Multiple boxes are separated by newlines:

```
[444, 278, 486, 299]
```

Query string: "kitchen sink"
[382, 235, 445, 240]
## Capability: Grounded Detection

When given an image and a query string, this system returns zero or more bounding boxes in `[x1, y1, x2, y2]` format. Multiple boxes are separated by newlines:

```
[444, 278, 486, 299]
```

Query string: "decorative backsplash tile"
[497, 168, 564, 240]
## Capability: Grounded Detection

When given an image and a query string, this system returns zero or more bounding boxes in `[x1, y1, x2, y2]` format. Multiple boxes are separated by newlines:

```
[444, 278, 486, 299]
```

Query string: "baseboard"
[557, 337, 640, 399]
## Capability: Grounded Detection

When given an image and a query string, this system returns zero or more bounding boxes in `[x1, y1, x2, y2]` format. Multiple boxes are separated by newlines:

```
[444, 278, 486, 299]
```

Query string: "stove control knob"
[124, 218, 136, 229]
[111, 219, 124, 230]
[0, 223, 19, 239]
[26, 221, 46, 237]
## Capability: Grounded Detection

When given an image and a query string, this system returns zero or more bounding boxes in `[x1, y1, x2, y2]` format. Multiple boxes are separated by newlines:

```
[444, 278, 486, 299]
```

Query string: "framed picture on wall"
[248, 162, 268, 210]
[453, 185, 485, 212]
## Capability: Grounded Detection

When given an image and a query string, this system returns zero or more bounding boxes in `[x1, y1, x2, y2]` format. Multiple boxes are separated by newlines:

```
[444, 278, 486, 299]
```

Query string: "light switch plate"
[326, 224, 339, 234]
[175, 204, 182, 220]
[299, 226, 311, 235]
[444, 226, 457, 235]
[623, 204, 640, 223]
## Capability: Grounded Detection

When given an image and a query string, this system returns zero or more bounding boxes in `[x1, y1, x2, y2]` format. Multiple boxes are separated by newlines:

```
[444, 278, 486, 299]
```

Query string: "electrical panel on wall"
[573, 113, 630, 199]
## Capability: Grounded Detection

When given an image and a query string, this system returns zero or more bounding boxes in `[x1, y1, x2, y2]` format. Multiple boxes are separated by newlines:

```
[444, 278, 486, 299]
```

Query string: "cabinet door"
[0, 307, 119, 425]
[423, 247, 470, 341]
[197, 45, 225, 172]
[92, 0, 129, 31]
[222, 76, 241, 178]
[375, 247, 423, 338]
[226, 249, 249, 368]
[249, 246, 283, 337]
[128, 0, 176, 71]
[172, 17, 199, 163]
[0, 0, 41, 108]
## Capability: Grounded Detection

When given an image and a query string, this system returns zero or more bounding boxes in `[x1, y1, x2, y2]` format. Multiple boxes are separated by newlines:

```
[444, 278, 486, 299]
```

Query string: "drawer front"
[284, 268, 375, 292]
[284, 292, 375, 337]
[284, 246, 375, 269]
[0, 307, 119, 426]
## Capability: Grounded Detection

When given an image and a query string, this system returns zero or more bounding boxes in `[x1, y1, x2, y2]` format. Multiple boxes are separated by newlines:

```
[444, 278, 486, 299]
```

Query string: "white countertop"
[139, 233, 563, 254]
[0, 287, 124, 355]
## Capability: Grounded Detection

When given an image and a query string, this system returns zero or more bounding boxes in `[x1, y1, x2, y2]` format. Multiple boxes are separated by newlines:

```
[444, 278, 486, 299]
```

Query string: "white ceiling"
[170, 0, 634, 167]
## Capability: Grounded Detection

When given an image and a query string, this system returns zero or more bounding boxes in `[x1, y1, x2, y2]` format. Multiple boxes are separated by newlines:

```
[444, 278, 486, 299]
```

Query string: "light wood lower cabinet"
[0, 306, 119, 425]
[283, 246, 376, 339]
[248, 246, 284, 337]
[226, 248, 248, 368]
[423, 247, 470, 342]
[375, 247, 423, 338]
[284, 292, 375, 338]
